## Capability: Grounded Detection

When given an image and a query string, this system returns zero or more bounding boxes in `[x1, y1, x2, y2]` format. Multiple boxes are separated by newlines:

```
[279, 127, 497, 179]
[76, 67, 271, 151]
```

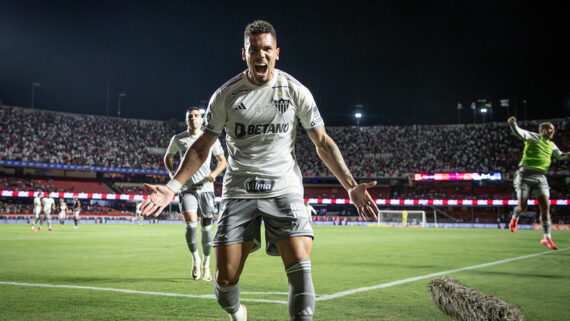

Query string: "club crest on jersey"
[273, 98, 290, 114]
[244, 178, 275, 193]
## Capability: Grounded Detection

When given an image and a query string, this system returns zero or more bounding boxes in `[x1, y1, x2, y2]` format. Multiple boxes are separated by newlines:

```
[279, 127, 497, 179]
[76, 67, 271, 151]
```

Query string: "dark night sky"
[1, 1, 568, 126]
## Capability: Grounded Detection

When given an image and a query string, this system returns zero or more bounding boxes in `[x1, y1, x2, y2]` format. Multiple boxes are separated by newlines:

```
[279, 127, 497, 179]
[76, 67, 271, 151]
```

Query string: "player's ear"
[242, 48, 246, 61]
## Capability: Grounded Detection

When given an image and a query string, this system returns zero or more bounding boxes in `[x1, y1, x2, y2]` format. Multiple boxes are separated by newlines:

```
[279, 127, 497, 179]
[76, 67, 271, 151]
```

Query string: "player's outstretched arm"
[141, 133, 218, 217]
[307, 127, 379, 221]
[507, 116, 537, 141]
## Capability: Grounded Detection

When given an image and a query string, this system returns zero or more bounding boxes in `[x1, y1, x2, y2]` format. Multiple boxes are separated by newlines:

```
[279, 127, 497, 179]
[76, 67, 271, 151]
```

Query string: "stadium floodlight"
[199, 108, 206, 115]
[117, 93, 127, 117]
[354, 112, 362, 126]
[480, 108, 488, 113]
[31, 82, 42, 109]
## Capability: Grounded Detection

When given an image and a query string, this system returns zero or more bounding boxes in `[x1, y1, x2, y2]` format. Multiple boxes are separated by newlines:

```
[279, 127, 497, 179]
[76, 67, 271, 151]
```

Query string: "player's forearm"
[164, 155, 174, 175]
[315, 137, 357, 191]
[171, 147, 209, 188]
[509, 122, 536, 141]
[167, 134, 218, 193]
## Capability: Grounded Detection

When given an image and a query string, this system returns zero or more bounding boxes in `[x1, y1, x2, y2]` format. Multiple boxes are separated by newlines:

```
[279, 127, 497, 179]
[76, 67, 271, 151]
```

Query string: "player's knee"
[215, 263, 242, 284]
[215, 273, 239, 285]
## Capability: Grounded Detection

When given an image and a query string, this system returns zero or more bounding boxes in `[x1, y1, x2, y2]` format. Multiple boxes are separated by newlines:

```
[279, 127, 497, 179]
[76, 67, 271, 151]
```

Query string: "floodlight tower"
[354, 104, 363, 126]
[31, 82, 42, 109]
[480, 107, 488, 123]
[117, 93, 127, 117]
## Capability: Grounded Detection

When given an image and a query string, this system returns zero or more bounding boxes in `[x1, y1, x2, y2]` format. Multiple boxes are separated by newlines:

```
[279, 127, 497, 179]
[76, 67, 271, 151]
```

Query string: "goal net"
[378, 210, 426, 227]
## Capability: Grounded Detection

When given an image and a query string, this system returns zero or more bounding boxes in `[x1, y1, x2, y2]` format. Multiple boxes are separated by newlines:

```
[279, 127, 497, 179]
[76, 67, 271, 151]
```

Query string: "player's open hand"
[141, 184, 175, 217]
[348, 181, 379, 222]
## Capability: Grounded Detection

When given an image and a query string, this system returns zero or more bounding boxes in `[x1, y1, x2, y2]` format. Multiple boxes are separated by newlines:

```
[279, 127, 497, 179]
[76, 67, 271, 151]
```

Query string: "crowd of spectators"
[1, 106, 176, 169]
[1, 105, 569, 177]
[0, 176, 54, 191]
[296, 119, 569, 177]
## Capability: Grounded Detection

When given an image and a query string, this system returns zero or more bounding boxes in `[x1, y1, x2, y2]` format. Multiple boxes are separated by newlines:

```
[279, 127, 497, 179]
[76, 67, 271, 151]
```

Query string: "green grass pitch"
[0, 224, 568, 320]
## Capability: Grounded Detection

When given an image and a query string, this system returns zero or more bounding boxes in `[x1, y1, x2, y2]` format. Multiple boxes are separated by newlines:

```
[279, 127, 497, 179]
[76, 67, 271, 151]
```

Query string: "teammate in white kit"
[72, 196, 81, 228]
[142, 20, 379, 321]
[31, 192, 43, 231]
[304, 200, 317, 223]
[58, 198, 68, 227]
[165, 107, 227, 281]
[41, 194, 56, 231]
[134, 201, 144, 226]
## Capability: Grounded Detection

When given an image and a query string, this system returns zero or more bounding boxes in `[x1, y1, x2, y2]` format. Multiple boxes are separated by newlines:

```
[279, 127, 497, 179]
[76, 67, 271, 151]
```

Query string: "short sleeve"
[203, 89, 227, 137]
[165, 136, 178, 156]
[296, 86, 324, 131]
[211, 139, 225, 157]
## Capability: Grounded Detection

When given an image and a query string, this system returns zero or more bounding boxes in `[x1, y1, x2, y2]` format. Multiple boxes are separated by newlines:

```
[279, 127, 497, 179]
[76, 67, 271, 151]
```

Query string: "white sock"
[202, 255, 210, 268]
[229, 305, 245, 321]
[191, 251, 200, 264]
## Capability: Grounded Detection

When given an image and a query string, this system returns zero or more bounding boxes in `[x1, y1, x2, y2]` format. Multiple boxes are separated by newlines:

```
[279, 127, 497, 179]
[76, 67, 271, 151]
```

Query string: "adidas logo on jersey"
[234, 103, 247, 110]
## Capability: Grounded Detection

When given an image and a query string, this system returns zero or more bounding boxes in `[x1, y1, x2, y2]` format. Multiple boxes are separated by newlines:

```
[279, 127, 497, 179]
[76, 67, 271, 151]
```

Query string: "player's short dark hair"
[244, 20, 276, 45]
[186, 106, 200, 113]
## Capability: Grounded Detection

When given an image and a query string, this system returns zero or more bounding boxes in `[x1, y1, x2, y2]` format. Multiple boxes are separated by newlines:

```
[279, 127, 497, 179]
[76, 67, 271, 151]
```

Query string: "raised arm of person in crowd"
[307, 127, 379, 221]
[141, 133, 218, 216]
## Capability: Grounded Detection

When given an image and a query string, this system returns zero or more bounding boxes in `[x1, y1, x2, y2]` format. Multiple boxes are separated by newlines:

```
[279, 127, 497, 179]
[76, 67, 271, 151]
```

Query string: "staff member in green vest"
[507, 116, 568, 250]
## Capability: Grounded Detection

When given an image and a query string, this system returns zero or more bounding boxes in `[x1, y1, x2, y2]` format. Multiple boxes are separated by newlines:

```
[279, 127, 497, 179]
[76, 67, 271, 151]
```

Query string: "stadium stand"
[2, 105, 568, 176]
[1, 105, 569, 224]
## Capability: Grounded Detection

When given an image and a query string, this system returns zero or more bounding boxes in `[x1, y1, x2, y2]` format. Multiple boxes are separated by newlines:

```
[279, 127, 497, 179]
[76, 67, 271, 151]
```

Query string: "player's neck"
[188, 128, 201, 136]
[246, 69, 276, 87]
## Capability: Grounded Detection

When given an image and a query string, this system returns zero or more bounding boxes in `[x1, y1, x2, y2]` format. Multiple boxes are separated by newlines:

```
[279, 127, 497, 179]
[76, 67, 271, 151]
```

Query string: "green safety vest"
[521, 136, 553, 173]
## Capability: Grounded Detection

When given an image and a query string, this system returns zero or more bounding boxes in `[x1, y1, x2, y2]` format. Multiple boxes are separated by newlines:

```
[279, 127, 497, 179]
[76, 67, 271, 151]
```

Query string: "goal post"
[378, 210, 426, 227]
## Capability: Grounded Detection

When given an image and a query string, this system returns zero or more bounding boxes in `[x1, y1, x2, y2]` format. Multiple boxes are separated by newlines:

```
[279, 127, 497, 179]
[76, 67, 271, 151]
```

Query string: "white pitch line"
[316, 247, 569, 301]
[0, 281, 287, 304]
[1, 248, 567, 305]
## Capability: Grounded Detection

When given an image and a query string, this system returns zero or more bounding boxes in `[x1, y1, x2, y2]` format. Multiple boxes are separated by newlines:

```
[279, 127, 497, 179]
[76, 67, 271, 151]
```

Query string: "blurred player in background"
[41, 193, 56, 231]
[142, 20, 379, 321]
[304, 200, 317, 223]
[72, 196, 81, 229]
[507, 116, 568, 250]
[135, 201, 144, 226]
[31, 191, 43, 231]
[402, 210, 408, 226]
[164, 107, 227, 281]
[58, 198, 68, 227]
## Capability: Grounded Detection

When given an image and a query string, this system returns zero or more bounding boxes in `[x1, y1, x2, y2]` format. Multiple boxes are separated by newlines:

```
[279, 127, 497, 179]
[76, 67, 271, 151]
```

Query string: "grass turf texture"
[0, 224, 568, 321]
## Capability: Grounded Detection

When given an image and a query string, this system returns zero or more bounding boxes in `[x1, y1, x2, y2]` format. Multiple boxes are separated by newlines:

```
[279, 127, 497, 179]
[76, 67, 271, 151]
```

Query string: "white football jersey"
[204, 69, 324, 198]
[34, 197, 42, 210]
[42, 197, 55, 212]
[166, 131, 224, 192]
[59, 202, 68, 214]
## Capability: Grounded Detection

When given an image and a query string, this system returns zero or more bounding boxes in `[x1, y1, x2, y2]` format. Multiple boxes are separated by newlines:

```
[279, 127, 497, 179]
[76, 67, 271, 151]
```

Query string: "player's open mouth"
[254, 62, 268, 75]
